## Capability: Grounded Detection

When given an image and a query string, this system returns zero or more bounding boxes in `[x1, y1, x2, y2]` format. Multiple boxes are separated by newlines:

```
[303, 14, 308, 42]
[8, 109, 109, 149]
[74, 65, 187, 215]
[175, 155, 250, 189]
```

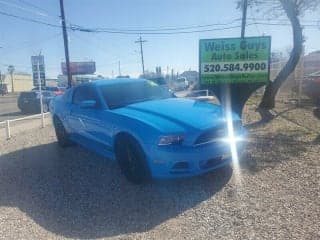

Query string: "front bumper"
[146, 139, 245, 179]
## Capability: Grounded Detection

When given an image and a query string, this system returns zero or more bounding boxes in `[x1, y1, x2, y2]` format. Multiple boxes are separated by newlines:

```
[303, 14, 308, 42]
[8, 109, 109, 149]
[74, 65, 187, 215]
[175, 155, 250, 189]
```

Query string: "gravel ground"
[0, 100, 319, 239]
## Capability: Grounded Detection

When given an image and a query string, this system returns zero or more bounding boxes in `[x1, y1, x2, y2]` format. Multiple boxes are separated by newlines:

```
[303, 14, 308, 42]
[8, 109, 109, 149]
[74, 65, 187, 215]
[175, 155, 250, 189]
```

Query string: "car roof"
[81, 78, 147, 87]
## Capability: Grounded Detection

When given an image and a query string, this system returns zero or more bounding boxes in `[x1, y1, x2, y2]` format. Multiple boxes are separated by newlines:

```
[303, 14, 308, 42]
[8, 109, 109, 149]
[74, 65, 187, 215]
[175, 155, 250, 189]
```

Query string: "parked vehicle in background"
[18, 90, 54, 113]
[116, 75, 130, 78]
[32, 86, 65, 96]
[147, 76, 171, 91]
[172, 77, 189, 91]
[185, 90, 216, 102]
[303, 72, 320, 106]
[147, 76, 166, 86]
[50, 78, 245, 184]
[0, 84, 8, 95]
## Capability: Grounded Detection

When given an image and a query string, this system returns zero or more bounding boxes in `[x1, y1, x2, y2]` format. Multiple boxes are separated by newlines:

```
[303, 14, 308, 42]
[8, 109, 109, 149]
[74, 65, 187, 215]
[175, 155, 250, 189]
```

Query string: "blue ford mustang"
[50, 78, 245, 184]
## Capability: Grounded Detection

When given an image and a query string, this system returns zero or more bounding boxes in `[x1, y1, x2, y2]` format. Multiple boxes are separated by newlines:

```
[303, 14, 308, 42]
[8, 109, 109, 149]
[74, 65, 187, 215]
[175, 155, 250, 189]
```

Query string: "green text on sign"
[199, 36, 271, 84]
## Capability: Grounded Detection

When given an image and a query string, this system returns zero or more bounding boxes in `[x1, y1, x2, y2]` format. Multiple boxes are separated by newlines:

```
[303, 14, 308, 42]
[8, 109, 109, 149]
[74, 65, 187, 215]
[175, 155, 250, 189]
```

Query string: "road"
[0, 93, 30, 122]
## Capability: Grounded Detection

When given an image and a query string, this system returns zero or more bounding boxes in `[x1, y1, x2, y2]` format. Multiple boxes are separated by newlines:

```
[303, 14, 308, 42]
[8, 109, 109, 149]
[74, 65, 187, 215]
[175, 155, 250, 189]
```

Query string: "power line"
[73, 22, 319, 34]
[0, 0, 47, 17]
[72, 24, 248, 34]
[254, 22, 319, 27]
[0, 10, 61, 28]
[0, 0, 60, 21]
[0, 10, 318, 35]
[70, 31, 139, 66]
[249, 5, 261, 35]
[70, 18, 320, 32]
[17, 0, 55, 16]
[0, 10, 243, 34]
[0, 33, 61, 55]
[3, 0, 319, 32]
[92, 19, 243, 32]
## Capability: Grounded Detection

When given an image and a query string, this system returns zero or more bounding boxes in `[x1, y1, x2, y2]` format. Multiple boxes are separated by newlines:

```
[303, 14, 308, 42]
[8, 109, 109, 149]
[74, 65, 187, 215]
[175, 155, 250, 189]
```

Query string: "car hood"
[112, 98, 240, 133]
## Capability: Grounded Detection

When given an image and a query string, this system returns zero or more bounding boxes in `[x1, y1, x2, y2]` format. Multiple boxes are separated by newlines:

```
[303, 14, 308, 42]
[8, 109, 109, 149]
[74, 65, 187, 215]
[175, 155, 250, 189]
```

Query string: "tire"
[20, 108, 26, 114]
[53, 116, 72, 147]
[115, 135, 151, 184]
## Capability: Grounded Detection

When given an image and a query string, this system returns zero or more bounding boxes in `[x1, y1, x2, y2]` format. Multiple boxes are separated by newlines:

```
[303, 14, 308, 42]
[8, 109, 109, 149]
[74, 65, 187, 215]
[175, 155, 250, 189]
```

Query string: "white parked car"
[173, 77, 189, 91]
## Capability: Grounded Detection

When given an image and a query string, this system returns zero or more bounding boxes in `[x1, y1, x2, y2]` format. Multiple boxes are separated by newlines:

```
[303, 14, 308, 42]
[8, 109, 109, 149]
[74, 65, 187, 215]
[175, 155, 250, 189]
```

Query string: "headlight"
[158, 135, 184, 146]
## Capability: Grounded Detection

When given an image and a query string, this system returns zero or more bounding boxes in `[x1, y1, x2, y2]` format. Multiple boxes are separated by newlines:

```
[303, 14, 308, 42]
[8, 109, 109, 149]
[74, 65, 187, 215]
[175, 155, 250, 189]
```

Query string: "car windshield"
[100, 80, 172, 109]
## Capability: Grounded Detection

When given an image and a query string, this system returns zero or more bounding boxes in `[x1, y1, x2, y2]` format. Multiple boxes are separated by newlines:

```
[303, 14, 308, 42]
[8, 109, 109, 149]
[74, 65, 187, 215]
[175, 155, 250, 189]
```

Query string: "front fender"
[111, 114, 161, 152]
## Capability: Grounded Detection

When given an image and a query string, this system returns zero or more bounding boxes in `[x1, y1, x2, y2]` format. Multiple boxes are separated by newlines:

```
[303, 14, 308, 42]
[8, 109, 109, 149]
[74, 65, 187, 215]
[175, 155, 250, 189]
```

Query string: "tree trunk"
[259, 0, 304, 110]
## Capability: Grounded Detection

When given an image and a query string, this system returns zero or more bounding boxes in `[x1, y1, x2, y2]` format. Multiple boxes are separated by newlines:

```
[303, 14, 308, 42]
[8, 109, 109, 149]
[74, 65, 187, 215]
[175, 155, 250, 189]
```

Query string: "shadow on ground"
[313, 107, 320, 119]
[240, 130, 310, 173]
[244, 106, 297, 130]
[0, 143, 232, 239]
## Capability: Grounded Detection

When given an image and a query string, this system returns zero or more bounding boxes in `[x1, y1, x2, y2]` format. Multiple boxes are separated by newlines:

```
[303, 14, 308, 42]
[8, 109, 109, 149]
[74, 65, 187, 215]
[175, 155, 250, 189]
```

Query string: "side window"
[72, 86, 99, 105]
[62, 88, 72, 102]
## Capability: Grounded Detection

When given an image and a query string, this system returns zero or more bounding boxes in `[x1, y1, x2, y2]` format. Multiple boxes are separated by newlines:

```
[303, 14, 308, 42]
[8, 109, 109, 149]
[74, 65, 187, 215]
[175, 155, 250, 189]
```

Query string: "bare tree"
[239, 0, 319, 116]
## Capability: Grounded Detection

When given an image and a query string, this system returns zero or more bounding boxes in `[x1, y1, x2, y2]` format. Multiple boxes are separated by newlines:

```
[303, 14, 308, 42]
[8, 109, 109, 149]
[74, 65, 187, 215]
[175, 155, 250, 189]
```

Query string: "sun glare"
[223, 87, 242, 184]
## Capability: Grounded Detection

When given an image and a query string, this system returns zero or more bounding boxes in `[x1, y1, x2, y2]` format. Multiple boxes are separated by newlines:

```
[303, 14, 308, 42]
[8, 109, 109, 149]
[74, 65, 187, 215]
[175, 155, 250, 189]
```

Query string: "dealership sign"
[31, 55, 46, 86]
[199, 36, 271, 85]
[61, 61, 96, 75]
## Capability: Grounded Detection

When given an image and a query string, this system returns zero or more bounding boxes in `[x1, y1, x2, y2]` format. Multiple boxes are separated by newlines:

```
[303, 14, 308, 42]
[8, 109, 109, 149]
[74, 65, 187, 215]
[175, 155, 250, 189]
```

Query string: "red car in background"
[32, 86, 65, 96]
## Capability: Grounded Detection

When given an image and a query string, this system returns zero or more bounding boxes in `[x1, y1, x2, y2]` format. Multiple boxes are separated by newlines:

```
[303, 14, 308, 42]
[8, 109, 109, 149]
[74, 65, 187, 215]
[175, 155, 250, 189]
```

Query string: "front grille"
[194, 127, 226, 145]
[199, 157, 223, 169]
[194, 120, 242, 145]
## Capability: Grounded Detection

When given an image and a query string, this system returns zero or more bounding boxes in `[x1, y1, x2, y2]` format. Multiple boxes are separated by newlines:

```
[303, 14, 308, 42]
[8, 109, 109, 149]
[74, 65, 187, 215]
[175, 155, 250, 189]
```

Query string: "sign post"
[31, 55, 45, 128]
[37, 56, 44, 128]
[199, 36, 271, 116]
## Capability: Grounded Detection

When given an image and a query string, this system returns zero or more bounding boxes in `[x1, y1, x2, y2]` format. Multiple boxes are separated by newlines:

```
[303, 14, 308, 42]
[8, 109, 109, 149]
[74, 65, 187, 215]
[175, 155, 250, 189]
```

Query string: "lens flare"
[222, 86, 242, 184]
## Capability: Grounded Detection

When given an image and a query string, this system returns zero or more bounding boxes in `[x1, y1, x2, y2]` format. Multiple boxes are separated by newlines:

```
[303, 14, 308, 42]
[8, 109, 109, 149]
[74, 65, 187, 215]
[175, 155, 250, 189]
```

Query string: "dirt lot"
[0, 99, 319, 239]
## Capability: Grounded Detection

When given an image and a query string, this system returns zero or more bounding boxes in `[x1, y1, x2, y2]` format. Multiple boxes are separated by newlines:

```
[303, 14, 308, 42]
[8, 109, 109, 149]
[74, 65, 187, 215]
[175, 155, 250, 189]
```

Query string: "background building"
[3, 72, 33, 92]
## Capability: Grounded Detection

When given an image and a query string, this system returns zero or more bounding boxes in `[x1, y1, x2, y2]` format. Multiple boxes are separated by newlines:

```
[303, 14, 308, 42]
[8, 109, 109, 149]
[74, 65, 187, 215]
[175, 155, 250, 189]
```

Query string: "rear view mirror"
[79, 100, 96, 109]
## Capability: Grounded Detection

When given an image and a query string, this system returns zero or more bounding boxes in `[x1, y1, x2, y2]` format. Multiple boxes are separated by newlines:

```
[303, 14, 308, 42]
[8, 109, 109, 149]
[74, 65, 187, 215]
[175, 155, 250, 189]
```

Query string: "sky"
[0, 0, 319, 78]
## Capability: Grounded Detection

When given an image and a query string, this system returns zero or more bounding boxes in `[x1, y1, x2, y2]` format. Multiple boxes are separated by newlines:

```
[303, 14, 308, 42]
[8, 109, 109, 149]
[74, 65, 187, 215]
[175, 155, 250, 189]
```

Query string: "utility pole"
[118, 61, 121, 76]
[135, 36, 147, 77]
[59, 0, 72, 88]
[7, 65, 14, 93]
[241, 0, 248, 38]
[37, 53, 44, 128]
[171, 68, 174, 88]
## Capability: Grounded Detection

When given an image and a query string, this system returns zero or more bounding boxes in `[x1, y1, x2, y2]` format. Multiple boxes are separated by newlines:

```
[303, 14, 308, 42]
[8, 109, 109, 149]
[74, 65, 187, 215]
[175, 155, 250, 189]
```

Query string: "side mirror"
[79, 100, 96, 109]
